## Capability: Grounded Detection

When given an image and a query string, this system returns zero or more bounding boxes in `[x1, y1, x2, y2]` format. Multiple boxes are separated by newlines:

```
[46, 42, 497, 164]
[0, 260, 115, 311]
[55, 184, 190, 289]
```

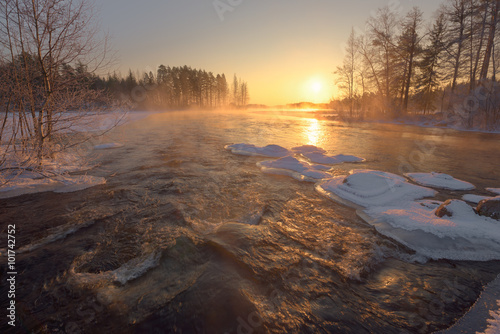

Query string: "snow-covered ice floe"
[257, 156, 331, 182]
[360, 199, 500, 261]
[292, 145, 365, 165]
[405, 172, 475, 191]
[488, 188, 500, 195]
[94, 143, 124, 150]
[316, 169, 436, 208]
[0, 174, 106, 199]
[462, 194, 493, 204]
[316, 169, 500, 261]
[225, 143, 290, 158]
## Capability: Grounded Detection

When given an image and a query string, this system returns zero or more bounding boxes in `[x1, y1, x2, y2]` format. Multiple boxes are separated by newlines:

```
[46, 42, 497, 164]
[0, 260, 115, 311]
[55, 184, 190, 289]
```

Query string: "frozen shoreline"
[0, 111, 153, 199]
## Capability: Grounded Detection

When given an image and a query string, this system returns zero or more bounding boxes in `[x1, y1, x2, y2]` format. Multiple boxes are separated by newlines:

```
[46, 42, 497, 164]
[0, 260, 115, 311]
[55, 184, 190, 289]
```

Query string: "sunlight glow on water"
[305, 118, 322, 147]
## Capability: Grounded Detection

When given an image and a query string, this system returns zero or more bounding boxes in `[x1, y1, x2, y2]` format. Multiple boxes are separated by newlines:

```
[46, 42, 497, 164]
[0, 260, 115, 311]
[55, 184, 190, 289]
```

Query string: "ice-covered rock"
[225, 143, 290, 158]
[316, 169, 436, 208]
[405, 172, 475, 191]
[477, 197, 500, 220]
[292, 145, 365, 165]
[257, 156, 331, 182]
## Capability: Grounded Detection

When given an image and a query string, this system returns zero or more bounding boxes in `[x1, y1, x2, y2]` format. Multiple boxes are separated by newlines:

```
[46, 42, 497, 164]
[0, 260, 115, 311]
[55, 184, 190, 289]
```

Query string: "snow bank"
[316, 169, 436, 208]
[94, 143, 124, 150]
[462, 194, 492, 204]
[405, 172, 475, 190]
[292, 145, 365, 164]
[360, 200, 500, 261]
[257, 156, 331, 182]
[225, 143, 290, 158]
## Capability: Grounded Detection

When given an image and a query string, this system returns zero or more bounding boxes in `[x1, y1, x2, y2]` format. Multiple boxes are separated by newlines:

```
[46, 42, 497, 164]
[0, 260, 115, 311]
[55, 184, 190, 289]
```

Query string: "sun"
[311, 81, 322, 94]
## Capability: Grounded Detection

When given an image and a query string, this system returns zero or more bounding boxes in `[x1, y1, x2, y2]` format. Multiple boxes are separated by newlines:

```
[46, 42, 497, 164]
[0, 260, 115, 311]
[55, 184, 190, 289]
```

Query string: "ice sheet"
[405, 172, 475, 190]
[225, 143, 290, 158]
[257, 156, 331, 182]
[462, 194, 492, 204]
[292, 145, 365, 164]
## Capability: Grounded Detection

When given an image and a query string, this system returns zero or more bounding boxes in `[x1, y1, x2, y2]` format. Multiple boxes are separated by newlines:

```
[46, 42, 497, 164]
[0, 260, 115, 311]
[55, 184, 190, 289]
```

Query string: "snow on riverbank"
[0, 111, 152, 198]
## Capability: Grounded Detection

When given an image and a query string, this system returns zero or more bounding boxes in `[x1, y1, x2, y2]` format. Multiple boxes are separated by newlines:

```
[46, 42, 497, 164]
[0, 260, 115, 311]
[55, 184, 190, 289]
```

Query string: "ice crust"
[224, 143, 290, 157]
[316, 169, 436, 208]
[292, 145, 365, 164]
[257, 156, 331, 182]
[405, 172, 475, 190]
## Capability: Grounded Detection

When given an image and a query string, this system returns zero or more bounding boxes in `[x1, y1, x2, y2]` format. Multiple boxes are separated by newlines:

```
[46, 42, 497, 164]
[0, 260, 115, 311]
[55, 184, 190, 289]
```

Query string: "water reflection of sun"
[305, 118, 323, 146]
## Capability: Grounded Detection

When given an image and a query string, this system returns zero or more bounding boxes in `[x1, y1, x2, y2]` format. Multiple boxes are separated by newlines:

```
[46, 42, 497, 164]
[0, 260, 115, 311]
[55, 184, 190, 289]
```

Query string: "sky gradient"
[97, 0, 445, 106]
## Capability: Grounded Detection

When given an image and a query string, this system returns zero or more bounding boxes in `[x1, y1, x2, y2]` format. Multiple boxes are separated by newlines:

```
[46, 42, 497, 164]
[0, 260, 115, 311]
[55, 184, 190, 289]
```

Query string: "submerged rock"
[476, 197, 500, 220]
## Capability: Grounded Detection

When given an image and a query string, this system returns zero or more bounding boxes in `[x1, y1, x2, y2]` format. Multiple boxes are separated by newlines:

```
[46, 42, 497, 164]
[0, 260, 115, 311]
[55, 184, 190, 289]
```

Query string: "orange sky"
[98, 0, 443, 106]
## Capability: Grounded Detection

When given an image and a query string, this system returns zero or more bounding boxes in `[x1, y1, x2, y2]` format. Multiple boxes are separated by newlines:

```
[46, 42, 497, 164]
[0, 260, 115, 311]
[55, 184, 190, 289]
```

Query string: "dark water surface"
[1, 110, 500, 334]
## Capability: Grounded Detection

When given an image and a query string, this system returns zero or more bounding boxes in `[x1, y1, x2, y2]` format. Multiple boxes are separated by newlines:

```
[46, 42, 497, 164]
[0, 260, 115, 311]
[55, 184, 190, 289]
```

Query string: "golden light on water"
[305, 118, 323, 146]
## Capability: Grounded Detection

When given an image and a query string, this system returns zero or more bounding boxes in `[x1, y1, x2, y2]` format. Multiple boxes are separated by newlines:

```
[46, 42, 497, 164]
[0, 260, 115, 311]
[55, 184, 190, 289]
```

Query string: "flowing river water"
[1, 110, 500, 334]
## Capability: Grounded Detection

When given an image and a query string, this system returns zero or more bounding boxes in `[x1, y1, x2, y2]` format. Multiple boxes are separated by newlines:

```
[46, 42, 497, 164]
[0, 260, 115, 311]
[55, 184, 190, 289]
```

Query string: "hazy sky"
[97, 0, 444, 106]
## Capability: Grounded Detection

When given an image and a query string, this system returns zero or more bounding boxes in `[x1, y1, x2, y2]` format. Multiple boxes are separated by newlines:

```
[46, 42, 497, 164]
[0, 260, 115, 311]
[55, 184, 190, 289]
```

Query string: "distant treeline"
[95, 65, 249, 110]
[334, 0, 500, 129]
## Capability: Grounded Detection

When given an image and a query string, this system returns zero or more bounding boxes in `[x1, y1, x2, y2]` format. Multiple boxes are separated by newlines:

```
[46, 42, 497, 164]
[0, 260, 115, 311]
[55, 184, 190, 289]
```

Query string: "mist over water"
[1, 110, 500, 333]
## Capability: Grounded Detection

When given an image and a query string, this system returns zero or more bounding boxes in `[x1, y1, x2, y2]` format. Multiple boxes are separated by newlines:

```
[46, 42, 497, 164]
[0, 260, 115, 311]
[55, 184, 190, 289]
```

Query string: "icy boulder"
[477, 197, 500, 220]
[292, 145, 365, 165]
[405, 172, 475, 191]
[361, 199, 500, 261]
[316, 169, 436, 208]
[225, 143, 290, 158]
[257, 156, 331, 182]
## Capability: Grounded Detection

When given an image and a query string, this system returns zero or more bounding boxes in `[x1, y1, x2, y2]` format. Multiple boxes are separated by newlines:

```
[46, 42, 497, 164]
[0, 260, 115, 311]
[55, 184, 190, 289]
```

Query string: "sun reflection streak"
[304, 118, 323, 146]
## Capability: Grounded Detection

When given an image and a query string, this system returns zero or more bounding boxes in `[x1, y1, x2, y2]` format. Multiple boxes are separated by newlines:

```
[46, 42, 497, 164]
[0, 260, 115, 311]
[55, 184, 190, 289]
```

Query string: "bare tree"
[366, 6, 400, 113]
[399, 7, 424, 113]
[335, 28, 358, 117]
[0, 0, 112, 172]
[479, 0, 500, 80]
